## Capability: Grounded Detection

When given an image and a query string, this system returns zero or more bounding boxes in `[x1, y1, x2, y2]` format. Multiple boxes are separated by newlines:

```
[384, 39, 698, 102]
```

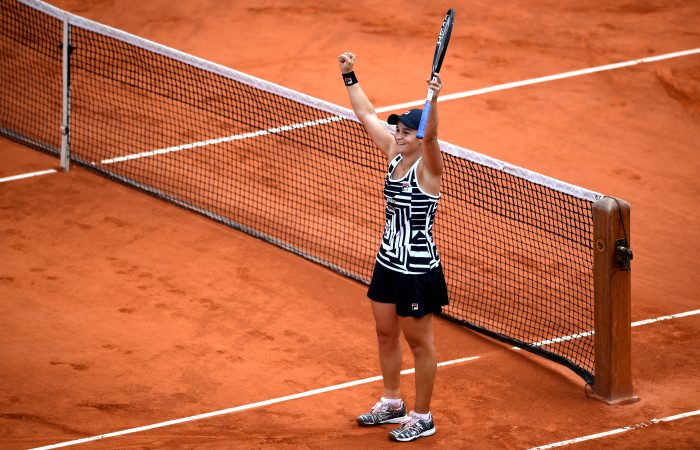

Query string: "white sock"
[384, 397, 403, 408]
[412, 411, 431, 421]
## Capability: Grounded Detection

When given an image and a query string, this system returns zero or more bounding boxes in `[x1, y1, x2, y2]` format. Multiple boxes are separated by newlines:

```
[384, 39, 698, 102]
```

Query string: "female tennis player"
[338, 51, 448, 442]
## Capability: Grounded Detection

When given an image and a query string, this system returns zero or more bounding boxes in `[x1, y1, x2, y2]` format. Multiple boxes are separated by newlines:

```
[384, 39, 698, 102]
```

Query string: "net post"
[60, 17, 71, 172]
[591, 196, 638, 405]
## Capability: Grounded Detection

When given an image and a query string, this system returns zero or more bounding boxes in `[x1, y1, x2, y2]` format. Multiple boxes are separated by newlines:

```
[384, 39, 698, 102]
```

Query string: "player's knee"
[375, 326, 401, 347]
[404, 336, 435, 357]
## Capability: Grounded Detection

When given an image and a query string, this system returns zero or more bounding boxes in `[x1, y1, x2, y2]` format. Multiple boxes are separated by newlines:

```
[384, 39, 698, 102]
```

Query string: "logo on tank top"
[402, 181, 410, 192]
[387, 197, 396, 213]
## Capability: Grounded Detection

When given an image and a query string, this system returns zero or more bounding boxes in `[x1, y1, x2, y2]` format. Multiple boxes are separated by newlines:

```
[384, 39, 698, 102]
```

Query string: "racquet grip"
[416, 100, 432, 139]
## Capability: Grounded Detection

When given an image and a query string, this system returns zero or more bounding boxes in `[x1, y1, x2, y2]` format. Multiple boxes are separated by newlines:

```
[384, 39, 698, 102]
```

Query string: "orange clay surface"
[2, 0, 700, 448]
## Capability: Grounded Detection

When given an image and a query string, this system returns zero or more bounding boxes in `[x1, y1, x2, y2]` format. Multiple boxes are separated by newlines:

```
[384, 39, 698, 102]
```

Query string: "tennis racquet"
[416, 8, 455, 139]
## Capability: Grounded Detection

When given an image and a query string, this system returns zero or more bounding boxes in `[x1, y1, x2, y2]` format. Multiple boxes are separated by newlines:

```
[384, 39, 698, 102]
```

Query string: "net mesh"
[0, 0, 62, 153]
[1, 0, 602, 384]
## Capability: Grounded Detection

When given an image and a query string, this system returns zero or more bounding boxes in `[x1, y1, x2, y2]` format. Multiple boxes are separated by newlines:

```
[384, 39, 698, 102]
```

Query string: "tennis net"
[2, 0, 605, 384]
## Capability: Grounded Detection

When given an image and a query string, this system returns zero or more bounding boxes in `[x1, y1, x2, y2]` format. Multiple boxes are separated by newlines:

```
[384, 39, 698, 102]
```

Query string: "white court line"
[528, 409, 700, 449]
[631, 308, 700, 327]
[375, 47, 700, 113]
[100, 116, 344, 164]
[514, 309, 700, 350]
[29, 356, 480, 449]
[0, 169, 57, 183]
[97, 47, 700, 166]
[27, 308, 700, 449]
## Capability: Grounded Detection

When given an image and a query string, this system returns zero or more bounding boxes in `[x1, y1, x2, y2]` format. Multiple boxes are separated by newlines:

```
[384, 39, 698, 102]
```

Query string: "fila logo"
[411, 303, 419, 311]
[402, 181, 410, 192]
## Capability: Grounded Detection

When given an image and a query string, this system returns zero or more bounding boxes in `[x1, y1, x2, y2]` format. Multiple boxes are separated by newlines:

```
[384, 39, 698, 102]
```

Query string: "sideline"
[515, 309, 700, 349]
[528, 409, 700, 449]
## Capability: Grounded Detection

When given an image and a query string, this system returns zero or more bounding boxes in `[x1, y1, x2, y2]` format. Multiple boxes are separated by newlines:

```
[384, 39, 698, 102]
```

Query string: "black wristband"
[342, 71, 358, 86]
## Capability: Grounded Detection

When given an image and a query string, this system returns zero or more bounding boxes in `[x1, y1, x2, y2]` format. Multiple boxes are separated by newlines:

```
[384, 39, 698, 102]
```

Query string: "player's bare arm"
[418, 74, 444, 195]
[338, 52, 394, 158]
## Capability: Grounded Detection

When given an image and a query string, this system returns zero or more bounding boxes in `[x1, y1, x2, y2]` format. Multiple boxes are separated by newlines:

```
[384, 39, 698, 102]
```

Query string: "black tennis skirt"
[367, 261, 449, 317]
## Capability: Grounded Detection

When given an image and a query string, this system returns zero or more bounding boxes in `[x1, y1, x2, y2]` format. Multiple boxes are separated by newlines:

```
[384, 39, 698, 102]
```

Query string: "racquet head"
[431, 8, 455, 75]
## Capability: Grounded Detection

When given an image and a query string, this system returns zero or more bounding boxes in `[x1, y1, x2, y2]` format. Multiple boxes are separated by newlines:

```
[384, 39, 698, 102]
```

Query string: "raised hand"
[427, 72, 443, 99]
[338, 51, 356, 74]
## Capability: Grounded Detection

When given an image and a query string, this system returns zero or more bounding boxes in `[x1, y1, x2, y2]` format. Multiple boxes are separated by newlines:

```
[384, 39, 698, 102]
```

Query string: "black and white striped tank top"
[376, 154, 441, 274]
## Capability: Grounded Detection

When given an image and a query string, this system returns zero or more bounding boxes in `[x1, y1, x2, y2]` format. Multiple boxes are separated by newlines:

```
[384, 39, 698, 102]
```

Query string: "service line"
[0, 169, 57, 183]
[375, 48, 700, 113]
[30, 356, 480, 449]
[28, 308, 700, 449]
[95, 48, 700, 166]
[99, 116, 344, 165]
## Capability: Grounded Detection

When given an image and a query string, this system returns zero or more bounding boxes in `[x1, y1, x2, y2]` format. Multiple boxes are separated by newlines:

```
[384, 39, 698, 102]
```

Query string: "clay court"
[1, 0, 699, 448]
